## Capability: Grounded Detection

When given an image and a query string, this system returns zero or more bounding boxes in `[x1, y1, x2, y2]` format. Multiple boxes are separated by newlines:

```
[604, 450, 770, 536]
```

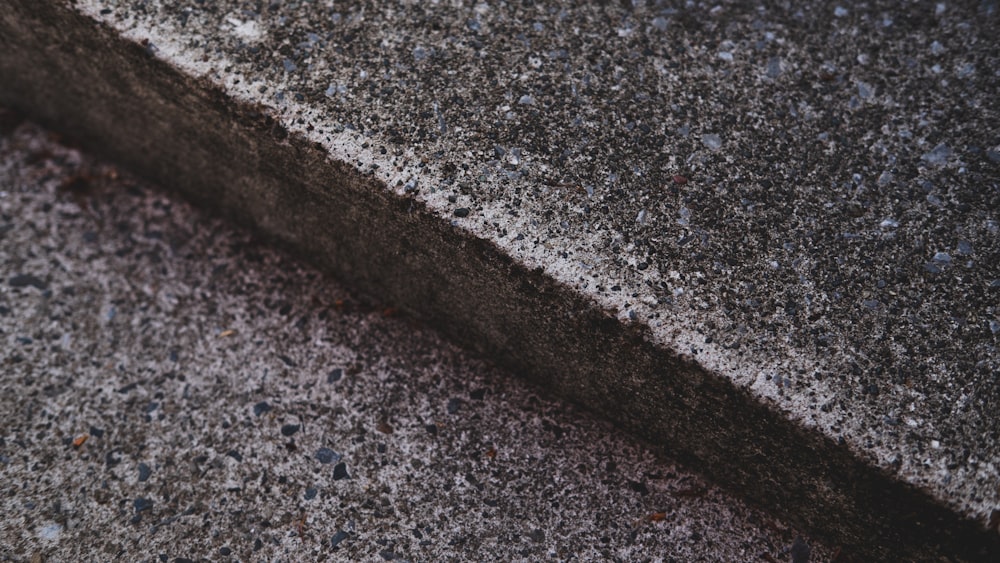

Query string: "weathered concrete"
[0, 119, 836, 561]
[1, 1, 998, 560]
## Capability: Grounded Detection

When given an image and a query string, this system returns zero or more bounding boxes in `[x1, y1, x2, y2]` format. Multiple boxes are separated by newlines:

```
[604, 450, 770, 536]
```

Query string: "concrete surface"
[0, 119, 834, 561]
[1, 0, 998, 560]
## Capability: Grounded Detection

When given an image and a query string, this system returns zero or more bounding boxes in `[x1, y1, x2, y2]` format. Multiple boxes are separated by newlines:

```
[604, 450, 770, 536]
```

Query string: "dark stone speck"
[790, 537, 811, 563]
[327, 368, 343, 383]
[627, 480, 649, 495]
[253, 401, 271, 416]
[331, 530, 349, 548]
[137, 462, 152, 482]
[281, 423, 300, 436]
[134, 497, 154, 512]
[316, 447, 340, 464]
[453, 207, 470, 218]
[333, 462, 350, 480]
[447, 398, 461, 414]
[9, 274, 47, 290]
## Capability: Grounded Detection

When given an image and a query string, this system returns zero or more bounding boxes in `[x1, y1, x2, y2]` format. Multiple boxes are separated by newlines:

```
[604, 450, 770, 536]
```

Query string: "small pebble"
[9, 273, 47, 290]
[701, 134, 723, 151]
[316, 447, 341, 464]
[253, 401, 271, 417]
[922, 144, 952, 165]
[766, 57, 783, 78]
[790, 537, 811, 563]
[281, 424, 301, 436]
[331, 530, 350, 548]
[333, 462, 350, 480]
[857, 81, 874, 100]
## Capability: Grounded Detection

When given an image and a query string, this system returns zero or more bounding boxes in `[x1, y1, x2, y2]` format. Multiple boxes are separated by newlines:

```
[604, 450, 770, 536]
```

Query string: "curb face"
[2, 1, 998, 560]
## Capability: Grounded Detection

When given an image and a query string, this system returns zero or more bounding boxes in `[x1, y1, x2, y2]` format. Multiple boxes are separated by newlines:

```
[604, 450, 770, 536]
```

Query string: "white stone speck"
[226, 17, 262, 42]
[39, 523, 62, 541]
[701, 134, 723, 151]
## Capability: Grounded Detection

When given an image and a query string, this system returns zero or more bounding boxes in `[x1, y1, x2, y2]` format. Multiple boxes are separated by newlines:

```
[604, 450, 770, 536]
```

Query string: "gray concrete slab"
[1, 1, 998, 559]
[0, 118, 834, 562]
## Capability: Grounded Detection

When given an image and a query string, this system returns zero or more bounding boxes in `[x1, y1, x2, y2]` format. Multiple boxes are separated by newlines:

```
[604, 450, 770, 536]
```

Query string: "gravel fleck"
[921, 144, 952, 165]
[315, 447, 341, 464]
[330, 530, 349, 548]
[8, 273, 46, 290]
[333, 462, 349, 480]
[701, 134, 723, 151]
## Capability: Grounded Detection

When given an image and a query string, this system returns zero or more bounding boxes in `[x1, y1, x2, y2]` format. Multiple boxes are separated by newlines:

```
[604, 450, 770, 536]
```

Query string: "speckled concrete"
[1, 0, 998, 560]
[0, 119, 833, 562]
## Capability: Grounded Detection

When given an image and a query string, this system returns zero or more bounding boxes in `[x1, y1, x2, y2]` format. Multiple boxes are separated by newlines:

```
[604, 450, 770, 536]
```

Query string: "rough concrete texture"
[1, 0, 998, 560]
[0, 119, 835, 562]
